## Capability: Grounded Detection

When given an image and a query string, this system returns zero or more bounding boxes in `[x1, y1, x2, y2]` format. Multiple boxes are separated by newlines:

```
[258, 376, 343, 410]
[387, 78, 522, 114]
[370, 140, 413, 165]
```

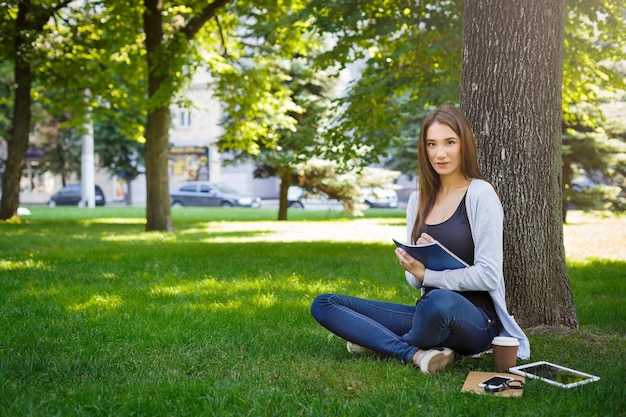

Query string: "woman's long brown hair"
[410, 106, 485, 243]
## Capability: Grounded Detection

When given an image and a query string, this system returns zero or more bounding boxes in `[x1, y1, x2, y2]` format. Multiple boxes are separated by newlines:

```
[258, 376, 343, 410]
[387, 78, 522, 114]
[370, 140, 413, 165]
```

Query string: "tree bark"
[277, 170, 293, 221]
[461, 0, 578, 328]
[143, 104, 173, 231]
[561, 152, 574, 223]
[125, 178, 133, 206]
[0, 62, 30, 220]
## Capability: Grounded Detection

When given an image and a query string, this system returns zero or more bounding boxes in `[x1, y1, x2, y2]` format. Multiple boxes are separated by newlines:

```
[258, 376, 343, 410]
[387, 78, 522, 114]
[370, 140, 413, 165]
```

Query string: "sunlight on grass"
[187, 300, 244, 312]
[82, 218, 145, 225]
[102, 231, 177, 242]
[150, 277, 240, 297]
[148, 275, 351, 312]
[21, 286, 60, 298]
[253, 293, 277, 308]
[183, 219, 407, 243]
[68, 294, 123, 313]
[359, 284, 402, 301]
[182, 294, 276, 313]
[0, 258, 48, 271]
[177, 225, 272, 240]
[149, 276, 326, 298]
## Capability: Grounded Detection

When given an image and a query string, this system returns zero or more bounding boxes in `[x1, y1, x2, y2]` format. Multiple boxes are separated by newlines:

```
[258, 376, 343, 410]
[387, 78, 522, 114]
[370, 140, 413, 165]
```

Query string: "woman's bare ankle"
[413, 349, 426, 366]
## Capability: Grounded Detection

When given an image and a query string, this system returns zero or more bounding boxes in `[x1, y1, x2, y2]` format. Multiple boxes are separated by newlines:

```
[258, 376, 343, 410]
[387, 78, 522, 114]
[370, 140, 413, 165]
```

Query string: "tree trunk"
[144, 105, 173, 230]
[277, 170, 293, 221]
[0, 68, 30, 220]
[0, 1, 69, 219]
[125, 177, 133, 206]
[143, 0, 173, 231]
[461, 0, 578, 328]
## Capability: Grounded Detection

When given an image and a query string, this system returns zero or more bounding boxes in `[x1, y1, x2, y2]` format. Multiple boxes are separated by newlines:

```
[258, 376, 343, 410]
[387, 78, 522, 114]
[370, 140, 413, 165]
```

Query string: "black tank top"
[422, 195, 495, 312]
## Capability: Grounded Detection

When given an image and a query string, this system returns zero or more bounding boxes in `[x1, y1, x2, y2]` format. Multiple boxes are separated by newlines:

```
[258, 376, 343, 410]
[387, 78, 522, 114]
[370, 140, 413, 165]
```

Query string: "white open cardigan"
[404, 179, 530, 359]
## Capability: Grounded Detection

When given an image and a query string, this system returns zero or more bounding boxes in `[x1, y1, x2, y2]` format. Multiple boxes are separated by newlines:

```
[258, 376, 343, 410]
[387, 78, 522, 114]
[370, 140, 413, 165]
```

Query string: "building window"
[180, 110, 191, 127]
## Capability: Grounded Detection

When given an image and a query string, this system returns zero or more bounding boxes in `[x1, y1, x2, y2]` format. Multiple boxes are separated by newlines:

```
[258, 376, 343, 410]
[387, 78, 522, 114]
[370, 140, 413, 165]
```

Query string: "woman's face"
[425, 122, 463, 178]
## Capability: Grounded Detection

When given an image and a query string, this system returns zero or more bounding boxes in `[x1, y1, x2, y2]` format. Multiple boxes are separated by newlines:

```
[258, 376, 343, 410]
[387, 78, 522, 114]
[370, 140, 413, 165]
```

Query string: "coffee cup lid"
[492, 336, 520, 346]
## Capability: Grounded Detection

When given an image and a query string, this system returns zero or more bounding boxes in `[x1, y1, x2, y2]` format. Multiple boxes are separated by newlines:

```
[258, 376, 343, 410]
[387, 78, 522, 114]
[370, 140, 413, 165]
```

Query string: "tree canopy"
[1, 1, 73, 219]
[1, 0, 624, 228]
[294, 0, 626, 177]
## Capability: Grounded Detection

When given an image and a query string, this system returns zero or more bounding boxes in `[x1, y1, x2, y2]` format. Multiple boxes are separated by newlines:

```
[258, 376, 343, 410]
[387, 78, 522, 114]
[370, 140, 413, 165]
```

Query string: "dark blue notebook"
[392, 238, 470, 271]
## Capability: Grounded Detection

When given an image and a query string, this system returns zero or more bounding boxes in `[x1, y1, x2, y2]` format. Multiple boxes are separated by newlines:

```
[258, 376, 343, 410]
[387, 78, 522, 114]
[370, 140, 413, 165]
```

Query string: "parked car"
[48, 184, 106, 207]
[170, 181, 261, 208]
[287, 186, 344, 210]
[361, 187, 399, 208]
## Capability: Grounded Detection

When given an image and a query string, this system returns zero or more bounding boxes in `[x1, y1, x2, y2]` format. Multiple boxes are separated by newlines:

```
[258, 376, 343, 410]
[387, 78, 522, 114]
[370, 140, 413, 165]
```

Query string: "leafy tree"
[216, 4, 451, 220]
[562, 103, 626, 220]
[383, 108, 431, 179]
[204, 0, 393, 221]
[42, 2, 154, 206]
[560, 1, 626, 220]
[600, 92, 626, 193]
[94, 120, 145, 206]
[562, 0, 626, 124]
[139, 0, 317, 230]
[298, 0, 464, 164]
[33, 114, 82, 186]
[141, 1, 220, 230]
[298, 0, 626, 199]
[0, 0, 73, 220]
[295, 160, 400, 216]
[218, 51, 340, 220]
[0, 1, 146, 217]
[2, 0, 331, 228]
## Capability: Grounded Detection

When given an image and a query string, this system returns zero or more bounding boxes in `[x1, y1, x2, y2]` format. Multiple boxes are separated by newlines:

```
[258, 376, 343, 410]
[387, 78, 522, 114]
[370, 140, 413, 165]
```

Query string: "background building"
[17, 68, 279, 206]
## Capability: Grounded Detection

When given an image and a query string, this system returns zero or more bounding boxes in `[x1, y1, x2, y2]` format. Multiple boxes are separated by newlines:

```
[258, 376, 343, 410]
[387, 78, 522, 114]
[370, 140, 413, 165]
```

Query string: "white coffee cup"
[492, 336, 520, 371]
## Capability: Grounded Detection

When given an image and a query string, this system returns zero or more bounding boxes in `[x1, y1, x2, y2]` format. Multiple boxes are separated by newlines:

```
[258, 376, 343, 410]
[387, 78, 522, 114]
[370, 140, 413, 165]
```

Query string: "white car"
[287, 186, 343, 210]
[361, 187, 399, 208]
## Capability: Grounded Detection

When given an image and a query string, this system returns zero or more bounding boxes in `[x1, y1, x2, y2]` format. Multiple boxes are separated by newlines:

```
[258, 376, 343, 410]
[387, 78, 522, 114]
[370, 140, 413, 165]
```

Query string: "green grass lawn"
[1, 206, 624, 416]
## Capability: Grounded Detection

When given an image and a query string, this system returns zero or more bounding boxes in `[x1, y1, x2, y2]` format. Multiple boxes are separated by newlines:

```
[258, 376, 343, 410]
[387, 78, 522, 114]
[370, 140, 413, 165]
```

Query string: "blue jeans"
[310, 289, 500, 363]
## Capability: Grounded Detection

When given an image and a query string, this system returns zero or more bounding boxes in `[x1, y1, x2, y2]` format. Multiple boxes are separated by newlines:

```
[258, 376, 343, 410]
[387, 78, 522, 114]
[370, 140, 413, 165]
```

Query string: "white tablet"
[509, 361, 600, 389]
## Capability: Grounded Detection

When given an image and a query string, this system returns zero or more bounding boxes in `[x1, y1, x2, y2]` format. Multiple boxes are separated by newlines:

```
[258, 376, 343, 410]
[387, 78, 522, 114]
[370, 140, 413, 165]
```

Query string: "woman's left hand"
[395, 248, 426, 283]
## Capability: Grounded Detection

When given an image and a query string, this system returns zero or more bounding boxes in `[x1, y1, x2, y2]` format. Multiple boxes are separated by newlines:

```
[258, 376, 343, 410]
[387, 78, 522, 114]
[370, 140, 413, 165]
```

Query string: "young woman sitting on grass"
[310, 105, 530, 375]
